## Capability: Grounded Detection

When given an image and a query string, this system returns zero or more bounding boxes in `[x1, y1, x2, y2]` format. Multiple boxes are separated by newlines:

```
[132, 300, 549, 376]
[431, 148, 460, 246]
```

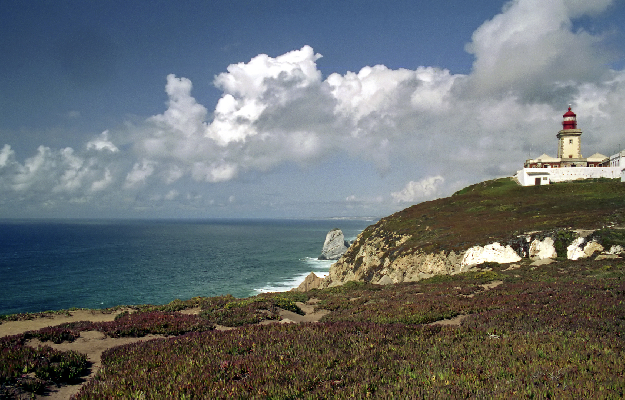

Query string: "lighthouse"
[556, 105, 582, 160]
[517, 105, 621, 186]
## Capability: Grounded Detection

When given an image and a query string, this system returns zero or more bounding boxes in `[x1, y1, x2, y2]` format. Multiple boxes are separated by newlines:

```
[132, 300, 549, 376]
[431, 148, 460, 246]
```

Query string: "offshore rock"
[295, 272, 324, 292]
[318, 228, 349, 260]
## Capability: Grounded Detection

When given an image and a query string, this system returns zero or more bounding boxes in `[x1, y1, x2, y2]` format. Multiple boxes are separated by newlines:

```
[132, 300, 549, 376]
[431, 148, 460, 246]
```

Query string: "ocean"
[0, 219, 374, 316]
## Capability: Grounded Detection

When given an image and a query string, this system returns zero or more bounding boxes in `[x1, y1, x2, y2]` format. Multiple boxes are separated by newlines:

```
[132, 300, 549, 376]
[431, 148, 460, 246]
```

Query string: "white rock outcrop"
[528, 237, 557, 260]
[567, 237, 586, 260]
[461, 243, 521, 267]
[319, 228, 349, 260]
[583, 241, 604, 258]
[567, 238, 604, 260]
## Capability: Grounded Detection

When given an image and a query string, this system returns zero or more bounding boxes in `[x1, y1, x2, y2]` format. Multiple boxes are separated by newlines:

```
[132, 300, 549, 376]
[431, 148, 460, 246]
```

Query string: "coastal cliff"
[316, 178, 625, 289]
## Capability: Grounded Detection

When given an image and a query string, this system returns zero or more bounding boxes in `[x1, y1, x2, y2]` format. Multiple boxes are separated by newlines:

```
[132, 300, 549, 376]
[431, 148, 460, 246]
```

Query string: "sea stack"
[318, 228, 349, 260]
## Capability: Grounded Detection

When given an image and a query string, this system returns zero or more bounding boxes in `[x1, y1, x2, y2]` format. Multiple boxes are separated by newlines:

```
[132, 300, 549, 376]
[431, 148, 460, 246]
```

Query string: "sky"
[1, 0, 625, 219]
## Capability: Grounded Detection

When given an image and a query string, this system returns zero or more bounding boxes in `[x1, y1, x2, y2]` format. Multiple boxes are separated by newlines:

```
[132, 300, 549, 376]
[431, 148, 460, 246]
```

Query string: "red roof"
[563, 106, 576, 118]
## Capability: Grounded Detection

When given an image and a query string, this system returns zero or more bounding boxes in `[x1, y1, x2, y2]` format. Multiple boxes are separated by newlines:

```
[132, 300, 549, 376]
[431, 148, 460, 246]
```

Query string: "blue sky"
[1, 0, 625, 219]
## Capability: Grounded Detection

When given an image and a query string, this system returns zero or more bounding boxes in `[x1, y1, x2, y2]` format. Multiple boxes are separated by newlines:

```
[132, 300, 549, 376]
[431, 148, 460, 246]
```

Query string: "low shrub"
[23, 326, 80, 344]
[0, 335, 88, 397]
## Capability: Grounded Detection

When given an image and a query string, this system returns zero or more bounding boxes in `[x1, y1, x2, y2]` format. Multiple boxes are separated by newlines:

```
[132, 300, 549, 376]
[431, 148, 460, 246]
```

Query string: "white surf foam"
[253, 257, 335, 294]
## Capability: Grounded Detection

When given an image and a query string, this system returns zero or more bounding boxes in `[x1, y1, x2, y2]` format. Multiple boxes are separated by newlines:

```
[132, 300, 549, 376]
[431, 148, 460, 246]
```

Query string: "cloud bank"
[1, 0, 624, 217]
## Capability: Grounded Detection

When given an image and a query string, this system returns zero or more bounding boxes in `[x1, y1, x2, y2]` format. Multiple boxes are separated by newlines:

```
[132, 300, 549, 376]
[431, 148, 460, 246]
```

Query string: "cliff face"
[318, 178, 625, 289]
[322, 227, 462, 287]
[321, 227, 624, 288]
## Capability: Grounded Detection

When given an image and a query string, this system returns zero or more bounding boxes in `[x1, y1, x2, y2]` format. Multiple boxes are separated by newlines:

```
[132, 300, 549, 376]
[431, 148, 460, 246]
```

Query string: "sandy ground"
[1, 302, 329, 399]
[0, 309, 124, 338]
[276, 301, 330, 324]
[429, 314, 469, 326]
[0, 309, 149, 399]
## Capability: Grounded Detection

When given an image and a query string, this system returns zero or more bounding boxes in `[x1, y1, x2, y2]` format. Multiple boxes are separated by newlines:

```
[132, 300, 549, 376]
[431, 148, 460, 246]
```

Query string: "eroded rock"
[319, 229, 349, 260]
[567, 238, 603, 260]
[295, 272, 324, 292]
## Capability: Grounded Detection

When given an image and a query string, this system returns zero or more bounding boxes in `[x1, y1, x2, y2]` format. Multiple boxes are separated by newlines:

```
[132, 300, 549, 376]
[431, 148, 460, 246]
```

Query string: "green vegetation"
[554, 230, 577, 258]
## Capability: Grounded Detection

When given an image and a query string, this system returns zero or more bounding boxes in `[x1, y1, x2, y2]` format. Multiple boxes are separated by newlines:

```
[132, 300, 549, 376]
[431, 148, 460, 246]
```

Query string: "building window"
[569, 139, 573, 144]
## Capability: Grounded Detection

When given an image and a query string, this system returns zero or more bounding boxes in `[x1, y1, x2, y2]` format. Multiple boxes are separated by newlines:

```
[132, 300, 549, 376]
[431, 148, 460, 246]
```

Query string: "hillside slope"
[321, 178, 625, 287]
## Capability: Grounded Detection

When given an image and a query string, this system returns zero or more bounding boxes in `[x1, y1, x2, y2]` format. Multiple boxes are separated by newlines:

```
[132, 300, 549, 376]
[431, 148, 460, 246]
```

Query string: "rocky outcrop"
[567, 238, 604, 260]
[318, 228, 349, 260]
[295, 272, 324, 292]
[320, 230, 467, 288]
[327, 249, 464, 287]
[314, 226, 625, 290]
[528, 237, 557, 260]
[461, 243, 521, 267]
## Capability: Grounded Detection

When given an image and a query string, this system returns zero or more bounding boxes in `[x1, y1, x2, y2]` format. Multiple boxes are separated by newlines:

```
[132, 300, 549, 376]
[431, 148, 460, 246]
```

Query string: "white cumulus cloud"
[0, 145, 15, 168]
[391, 176, 445, 203]
[87, 131, 119, 152]
[124, 160, 155, 188]
[466, 0, 616, 100]
[1, 0, 624, 216]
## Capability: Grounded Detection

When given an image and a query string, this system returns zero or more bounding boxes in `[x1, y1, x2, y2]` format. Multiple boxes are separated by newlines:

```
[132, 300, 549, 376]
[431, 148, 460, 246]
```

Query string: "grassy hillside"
[2, 177, 625, 398]
[348, 178, 625, 258]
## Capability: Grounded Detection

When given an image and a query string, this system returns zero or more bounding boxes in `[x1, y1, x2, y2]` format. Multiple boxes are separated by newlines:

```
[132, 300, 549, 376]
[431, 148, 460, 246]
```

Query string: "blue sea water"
[0, 219, 374, 316]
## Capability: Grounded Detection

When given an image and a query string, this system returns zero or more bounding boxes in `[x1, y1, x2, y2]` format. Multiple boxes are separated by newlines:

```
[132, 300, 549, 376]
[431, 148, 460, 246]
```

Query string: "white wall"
[610, 151, 625, 167]
[516, 167, 623, 186]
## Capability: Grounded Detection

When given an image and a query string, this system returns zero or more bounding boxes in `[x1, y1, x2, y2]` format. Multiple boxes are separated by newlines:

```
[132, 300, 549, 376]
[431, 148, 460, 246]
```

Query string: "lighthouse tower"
[556, 105, 582, 160]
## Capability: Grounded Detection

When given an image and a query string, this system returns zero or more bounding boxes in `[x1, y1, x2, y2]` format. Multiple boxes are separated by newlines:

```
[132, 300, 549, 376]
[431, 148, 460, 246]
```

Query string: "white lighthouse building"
[516, 107, 623, 186]
[557, 106, 582, 160]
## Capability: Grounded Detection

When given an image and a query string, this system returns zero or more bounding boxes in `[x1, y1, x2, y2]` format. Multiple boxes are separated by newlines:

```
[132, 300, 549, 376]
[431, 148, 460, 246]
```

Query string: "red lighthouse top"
[562, 106, 577, 130]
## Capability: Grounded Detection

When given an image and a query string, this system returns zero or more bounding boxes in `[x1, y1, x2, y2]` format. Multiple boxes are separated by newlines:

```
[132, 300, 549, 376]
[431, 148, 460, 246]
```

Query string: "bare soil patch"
[0, 309, 127, 338]
[429, 314, 469, 326]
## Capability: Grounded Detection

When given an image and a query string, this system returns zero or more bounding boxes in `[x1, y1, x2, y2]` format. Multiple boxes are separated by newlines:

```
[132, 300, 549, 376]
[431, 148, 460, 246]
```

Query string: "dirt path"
[429, 280, 504, 327]
[429, 314, 469, 326]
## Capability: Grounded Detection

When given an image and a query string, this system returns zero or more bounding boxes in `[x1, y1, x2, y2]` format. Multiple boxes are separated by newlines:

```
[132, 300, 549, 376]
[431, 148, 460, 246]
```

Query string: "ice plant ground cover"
[0, 334, 88, 396]
[2, 257, 624, 398]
